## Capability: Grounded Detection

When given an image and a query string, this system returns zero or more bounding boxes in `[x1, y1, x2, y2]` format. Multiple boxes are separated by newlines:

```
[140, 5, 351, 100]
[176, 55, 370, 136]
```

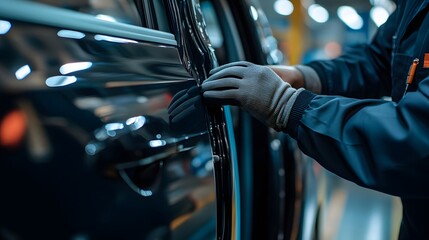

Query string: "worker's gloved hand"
[168, 86, 205, 135]
[201, 61, 302, 131]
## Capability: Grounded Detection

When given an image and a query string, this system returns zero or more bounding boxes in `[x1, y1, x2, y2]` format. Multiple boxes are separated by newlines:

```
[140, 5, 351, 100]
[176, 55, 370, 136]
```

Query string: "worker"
[201, 0, 429, 239]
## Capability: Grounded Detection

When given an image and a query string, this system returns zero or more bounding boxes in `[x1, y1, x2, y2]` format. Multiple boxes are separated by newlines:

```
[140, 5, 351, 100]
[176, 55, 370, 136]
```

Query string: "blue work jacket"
[286, 0, 429, 238]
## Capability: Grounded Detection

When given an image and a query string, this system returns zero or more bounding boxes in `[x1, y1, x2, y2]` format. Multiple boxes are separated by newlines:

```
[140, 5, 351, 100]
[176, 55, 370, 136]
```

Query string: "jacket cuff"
[285, 90, 316, 138]
[295, 65, 322, 94]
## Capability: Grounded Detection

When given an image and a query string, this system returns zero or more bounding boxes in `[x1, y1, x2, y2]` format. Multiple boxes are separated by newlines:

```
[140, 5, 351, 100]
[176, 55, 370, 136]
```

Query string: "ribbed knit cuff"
[274, 88, 305, 131]
[285, 90, 316, 138]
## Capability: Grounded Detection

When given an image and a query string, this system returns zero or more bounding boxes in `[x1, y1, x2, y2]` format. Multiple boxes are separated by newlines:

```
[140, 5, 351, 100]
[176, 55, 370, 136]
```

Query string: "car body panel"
[0, 0, 176, 46]
[0, 0, 238, 239]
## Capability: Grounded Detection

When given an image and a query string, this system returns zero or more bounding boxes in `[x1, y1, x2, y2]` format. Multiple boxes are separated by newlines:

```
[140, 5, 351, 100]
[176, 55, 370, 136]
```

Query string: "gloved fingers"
[209, 61, 250, 75]
[170, 106, 194, 124]
[205, 66, 247, 83]
[170, 89, 187, 103]
[168, 89, 188, 113]
[168, 86, 201, 114]
[186, 85, 201, 96]
[169, 95, 200, 117]
[203, 89, 241, 106]
[201, 78, 241, 92]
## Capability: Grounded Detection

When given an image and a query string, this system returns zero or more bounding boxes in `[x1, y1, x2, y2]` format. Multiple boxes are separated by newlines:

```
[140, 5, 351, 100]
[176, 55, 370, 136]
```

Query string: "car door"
[0, 0, 238, 239]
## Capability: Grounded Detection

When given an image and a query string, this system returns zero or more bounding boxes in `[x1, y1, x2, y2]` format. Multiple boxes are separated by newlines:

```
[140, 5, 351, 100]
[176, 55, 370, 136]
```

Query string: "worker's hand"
[168, 86, 205, 135]
[201, 61, 300, 130]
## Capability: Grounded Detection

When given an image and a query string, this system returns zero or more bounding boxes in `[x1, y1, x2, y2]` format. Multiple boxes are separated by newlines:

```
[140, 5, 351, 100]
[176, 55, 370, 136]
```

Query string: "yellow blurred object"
[288, 0, 305, 65]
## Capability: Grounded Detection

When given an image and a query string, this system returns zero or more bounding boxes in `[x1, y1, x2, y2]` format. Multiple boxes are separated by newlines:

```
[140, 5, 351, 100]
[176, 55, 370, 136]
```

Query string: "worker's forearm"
[295, 65, 321, 94]
[269, 65, 321, 94]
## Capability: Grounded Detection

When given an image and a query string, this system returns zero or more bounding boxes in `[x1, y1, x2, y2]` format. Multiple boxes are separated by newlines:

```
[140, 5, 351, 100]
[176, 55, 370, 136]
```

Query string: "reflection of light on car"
[137, 96, 148, 103]
[250, 6, 259, 21]
[85, 142, 106, 156]
[95, 14, 117, 22]
[270, 139, 281, 151]
[126, 116, 146, 130]
[74, 97, 104, 109]
[149, 140, 167, 147]
[190, 144, 213, 177]
[105, 123, 124, 137]
[192, 156, 204, 168]
[94, 34, 137, 43]
[139, 189, 153, 197]
[0, 20, 11, 35]
[60, 62, 93, 75]
[105, 123, 124, 131]
[204, 161, 213, 171]
[57, 29, 85, 39]
[95, 129, 109, 141]
[15, 65, 31, 80]
[45, 76, 77, 87]
[85, 143, 98, 155]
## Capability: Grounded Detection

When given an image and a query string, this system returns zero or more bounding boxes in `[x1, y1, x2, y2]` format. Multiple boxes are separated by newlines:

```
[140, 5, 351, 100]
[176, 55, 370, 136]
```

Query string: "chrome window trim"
[0, 0, 177, 46]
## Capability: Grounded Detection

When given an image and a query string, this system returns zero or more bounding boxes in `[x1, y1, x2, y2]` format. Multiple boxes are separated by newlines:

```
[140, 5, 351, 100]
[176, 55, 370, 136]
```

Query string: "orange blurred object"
[324, 41, 342, 59]
[0, 110, 27, 147]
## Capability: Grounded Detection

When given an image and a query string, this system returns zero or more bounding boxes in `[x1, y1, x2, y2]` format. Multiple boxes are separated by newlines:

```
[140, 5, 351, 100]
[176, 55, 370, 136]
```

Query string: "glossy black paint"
[164, 0, 235, 238]
[0, 1, 231, 238]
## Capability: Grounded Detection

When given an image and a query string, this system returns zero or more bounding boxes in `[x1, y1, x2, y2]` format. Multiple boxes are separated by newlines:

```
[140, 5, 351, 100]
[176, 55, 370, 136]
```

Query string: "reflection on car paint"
[0, 16, 217, 240]
[0, 20, 11, 35]
[250, 6, 259, 21]
[95, 14, 118, 23]
[0, 22, 190, 91]
[45, 75, 77, 87]
[94, 34, 138, 43]
[57, 29, 86, 39]
[15, 64, 31, 80]
[59, 62, 93, 75]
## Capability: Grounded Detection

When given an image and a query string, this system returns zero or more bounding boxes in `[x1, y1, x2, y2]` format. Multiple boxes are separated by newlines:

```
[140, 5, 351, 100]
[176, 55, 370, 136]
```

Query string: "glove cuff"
[273, 88, 305, 131]
[285, 90, 316, 138]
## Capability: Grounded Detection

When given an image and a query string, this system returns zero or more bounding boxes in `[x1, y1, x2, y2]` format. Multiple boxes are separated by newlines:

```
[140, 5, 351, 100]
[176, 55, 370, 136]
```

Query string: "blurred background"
[260, 0, 395, 64]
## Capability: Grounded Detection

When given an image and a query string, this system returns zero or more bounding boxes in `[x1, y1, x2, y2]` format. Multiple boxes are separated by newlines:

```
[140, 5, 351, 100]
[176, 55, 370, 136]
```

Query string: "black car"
[0, 0, 322, 239]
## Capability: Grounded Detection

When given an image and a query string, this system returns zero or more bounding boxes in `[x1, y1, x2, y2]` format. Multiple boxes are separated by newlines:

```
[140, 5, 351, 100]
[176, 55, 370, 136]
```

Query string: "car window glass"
[200, 0, 227, 64]
[153, 0, 170, 32]
[135, 0, 171, 32]
[29, 0, 142, 26]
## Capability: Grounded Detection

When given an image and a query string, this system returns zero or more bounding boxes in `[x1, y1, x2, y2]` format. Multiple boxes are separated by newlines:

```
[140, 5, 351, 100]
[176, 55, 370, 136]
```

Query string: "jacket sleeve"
[304, 7, 401, 98]
[286, 78, 429, 197]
